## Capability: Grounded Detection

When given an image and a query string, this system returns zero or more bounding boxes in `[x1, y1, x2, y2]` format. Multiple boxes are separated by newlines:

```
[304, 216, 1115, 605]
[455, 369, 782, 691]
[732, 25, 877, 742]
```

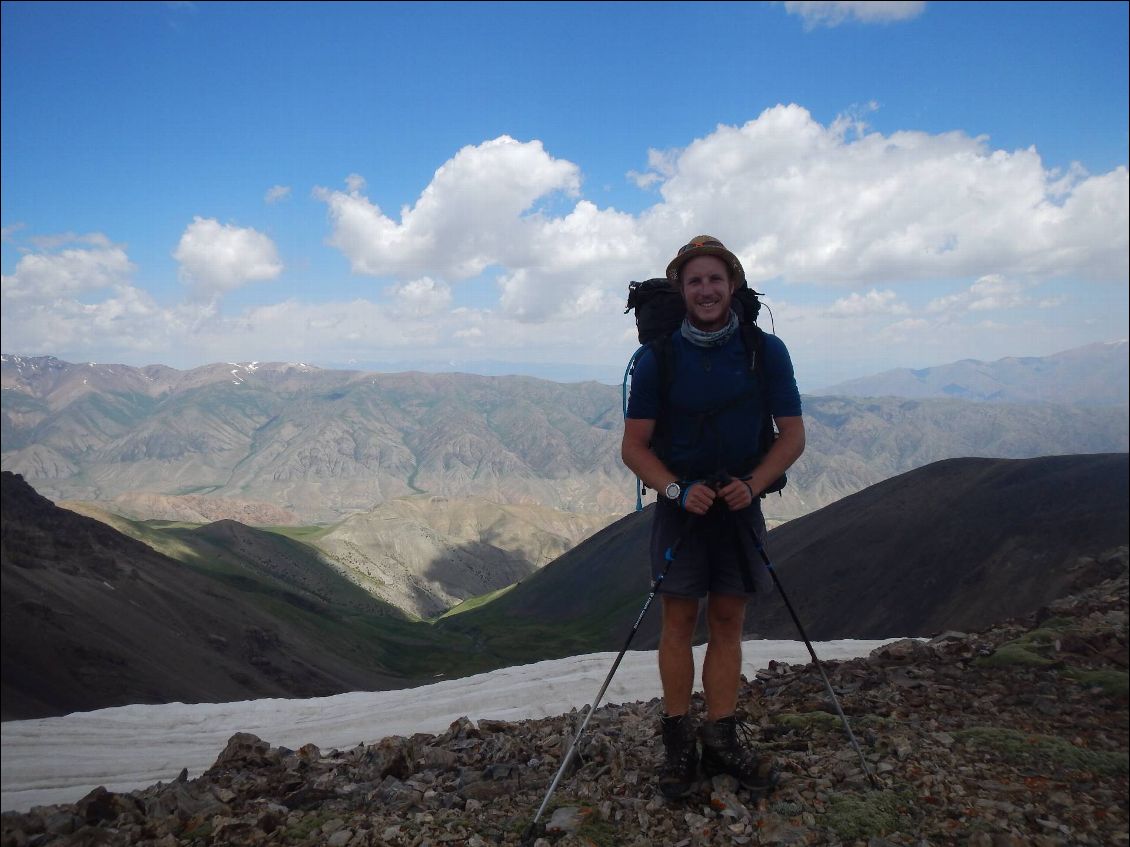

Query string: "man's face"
[680, 255, 734, 332]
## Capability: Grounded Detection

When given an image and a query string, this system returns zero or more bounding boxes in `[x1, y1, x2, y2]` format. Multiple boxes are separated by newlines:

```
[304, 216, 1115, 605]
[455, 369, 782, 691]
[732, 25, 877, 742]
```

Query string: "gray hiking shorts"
[649, 498, 773, 598]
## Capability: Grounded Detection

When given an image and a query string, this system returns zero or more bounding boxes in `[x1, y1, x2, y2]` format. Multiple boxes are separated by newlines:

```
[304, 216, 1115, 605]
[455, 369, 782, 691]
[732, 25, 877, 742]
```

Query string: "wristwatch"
[664, 481, 682, 501]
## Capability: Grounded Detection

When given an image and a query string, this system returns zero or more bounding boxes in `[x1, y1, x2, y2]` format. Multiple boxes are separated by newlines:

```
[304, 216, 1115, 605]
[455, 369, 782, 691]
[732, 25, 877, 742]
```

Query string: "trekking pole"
[520, 516, 697, 845]
[745, 530, 880, 790]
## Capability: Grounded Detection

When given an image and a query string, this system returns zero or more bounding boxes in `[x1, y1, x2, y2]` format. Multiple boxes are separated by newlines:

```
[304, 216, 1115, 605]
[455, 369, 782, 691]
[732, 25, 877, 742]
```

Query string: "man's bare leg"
[702, 592, 748, 720]
[657, 594, 700, 715]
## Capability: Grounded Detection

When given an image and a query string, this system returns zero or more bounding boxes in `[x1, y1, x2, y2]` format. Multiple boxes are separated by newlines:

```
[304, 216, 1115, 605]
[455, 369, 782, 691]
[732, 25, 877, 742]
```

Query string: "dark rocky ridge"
[750, 452, 1130, 640]
[0, 472, 437, 720]
[3, 551, 1126, 845]
[444, 454, 1130, 652]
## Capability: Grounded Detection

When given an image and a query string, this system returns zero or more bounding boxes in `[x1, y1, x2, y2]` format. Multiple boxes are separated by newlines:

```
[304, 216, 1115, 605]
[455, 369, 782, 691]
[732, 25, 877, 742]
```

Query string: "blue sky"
[2, 0, 1127, 390]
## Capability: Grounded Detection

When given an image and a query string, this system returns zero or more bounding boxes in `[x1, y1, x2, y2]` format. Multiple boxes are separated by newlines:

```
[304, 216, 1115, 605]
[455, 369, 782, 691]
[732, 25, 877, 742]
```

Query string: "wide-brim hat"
[665, 235, 746, 288]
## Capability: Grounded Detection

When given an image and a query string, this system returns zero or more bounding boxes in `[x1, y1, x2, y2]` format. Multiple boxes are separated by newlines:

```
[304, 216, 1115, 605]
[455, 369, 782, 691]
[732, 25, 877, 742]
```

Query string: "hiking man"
[621, 235, 805, 799]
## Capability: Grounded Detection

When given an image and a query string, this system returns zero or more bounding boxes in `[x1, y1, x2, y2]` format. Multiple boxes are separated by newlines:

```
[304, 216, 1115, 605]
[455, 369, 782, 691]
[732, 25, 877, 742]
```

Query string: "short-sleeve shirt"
[626, 327, 801, 479]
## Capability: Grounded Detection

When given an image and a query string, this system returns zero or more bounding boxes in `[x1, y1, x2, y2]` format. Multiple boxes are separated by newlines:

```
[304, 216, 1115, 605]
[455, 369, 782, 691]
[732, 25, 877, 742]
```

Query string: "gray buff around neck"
[680, 309, 739, 348]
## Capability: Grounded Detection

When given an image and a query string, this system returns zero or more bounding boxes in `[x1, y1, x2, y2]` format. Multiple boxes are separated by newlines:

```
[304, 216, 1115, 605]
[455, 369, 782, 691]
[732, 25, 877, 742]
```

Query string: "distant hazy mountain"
[2, 353, 1127, 524]
[814, 340, 1129, 405]
[1, 355, 625, 521]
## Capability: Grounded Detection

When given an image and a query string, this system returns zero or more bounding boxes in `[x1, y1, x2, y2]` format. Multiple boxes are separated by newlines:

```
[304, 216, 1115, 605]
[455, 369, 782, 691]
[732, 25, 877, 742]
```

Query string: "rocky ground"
[3, 548, 1127, 847]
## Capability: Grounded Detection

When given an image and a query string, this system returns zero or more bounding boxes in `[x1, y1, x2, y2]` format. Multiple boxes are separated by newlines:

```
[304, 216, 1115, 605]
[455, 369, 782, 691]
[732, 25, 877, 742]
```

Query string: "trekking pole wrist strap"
[679, 480, 701, 509]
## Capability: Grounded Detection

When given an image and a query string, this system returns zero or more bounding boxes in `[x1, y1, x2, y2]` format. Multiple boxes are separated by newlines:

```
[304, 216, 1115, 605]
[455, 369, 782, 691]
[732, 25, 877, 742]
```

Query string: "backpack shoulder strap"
[738, 325, 788, 496]
[648, 334, 677, 460]
[738, 323, 765, 376]
[651, 334, 676, 399]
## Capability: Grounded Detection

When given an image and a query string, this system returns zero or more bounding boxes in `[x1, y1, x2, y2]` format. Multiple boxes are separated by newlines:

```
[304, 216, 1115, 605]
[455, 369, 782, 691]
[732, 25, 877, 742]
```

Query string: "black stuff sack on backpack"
[624, 278, 763, 345]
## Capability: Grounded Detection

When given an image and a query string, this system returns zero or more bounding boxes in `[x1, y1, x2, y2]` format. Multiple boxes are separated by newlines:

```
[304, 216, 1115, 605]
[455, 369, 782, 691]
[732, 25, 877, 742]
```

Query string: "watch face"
[665, 482, 680, 499]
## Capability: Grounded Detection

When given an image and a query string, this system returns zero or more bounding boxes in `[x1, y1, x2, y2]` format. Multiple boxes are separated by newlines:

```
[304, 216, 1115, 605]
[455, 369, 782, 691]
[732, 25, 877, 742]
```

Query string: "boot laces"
[733, 715, 759, 751]
[705, 715, 763, 776]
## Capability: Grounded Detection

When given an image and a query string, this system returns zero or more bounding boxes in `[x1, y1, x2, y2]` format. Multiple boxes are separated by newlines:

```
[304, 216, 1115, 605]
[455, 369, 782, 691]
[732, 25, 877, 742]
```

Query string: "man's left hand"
[715, 477, 756, 510]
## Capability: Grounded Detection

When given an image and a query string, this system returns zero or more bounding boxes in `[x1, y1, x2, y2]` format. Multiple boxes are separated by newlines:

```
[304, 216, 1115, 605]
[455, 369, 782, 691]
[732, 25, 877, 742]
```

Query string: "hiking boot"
[699, 715, 779, 798]
[658, 714, 699, 799]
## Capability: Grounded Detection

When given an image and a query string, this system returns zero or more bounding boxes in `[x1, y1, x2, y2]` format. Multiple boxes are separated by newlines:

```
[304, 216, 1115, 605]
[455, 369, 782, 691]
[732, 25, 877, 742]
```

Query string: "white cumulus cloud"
[1, 223, 26, 242]
[0, 239, 174, 358]
[927, 275, 1029, 314]
[317, 136, 652, 322]
[316, 136, 583, 280]
[0, 235, 135, 302]
[785, 1, 926, 29]
[387, 277, 452, 317]
[636, 104, 1128, 286]
[309, 108, 1125, 358]
[264, 185, 291, 204]
[825, 289, 909, 317]
[173, 217, 284, 299]
[627, 148, 679, 190]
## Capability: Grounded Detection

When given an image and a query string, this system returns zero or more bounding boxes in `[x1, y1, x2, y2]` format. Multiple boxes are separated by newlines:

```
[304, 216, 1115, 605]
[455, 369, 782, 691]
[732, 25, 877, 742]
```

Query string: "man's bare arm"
[746, 415, 805, 497]
[621, 417, 677, 493]
[622, 418, 720, 514]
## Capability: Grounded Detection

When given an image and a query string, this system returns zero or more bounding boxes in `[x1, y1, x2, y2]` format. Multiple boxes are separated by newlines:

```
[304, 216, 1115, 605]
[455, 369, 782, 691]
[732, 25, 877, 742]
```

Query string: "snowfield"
[1, 638, 899, 812]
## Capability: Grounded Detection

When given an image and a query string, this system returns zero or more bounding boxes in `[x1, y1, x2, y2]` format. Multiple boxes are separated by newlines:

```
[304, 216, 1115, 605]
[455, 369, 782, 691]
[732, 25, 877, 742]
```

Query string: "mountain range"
[3, 346, 1127, 525]
[3, 452, 1126, 721]
[815, 339, 1128, 405]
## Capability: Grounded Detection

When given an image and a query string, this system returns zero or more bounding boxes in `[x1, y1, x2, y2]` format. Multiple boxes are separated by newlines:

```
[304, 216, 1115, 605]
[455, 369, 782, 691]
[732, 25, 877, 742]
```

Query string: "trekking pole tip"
[520, 820, 543, 846]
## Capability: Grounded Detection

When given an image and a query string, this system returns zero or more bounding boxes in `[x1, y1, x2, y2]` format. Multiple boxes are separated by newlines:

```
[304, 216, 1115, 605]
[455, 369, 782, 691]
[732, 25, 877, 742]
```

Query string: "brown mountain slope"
[312, 495, 617, 618]
[0, 472, 446, 720]
[442, 454, 1129, 654]
[105, 492, 301, 525]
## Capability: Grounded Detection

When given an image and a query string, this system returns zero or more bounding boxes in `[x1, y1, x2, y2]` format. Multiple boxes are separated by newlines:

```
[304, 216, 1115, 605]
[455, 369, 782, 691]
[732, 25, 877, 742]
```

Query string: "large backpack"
[622, 278, 785, 510]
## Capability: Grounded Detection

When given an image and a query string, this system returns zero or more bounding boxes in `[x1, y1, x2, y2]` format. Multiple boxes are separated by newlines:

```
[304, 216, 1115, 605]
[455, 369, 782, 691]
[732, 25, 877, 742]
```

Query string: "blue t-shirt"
[626, 328, 801, 479]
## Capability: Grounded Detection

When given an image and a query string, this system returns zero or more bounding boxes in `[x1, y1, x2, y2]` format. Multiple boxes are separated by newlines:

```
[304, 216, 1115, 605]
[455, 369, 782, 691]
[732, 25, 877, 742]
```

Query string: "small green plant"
[956, 726, 1129, 776]
[973, 628, 1068, 668]
[180, 820, 214, 840]
[1037, 616, 1078, 632]
[776, 711, 841, 731]
[818, 790, 913, 839]
[576, 815, 622, 847]
[855, 713, 896, 729]
[284, 812, 331, 840]
[1065, 668, 1129, 698]
[974, 642, 1055, 668]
